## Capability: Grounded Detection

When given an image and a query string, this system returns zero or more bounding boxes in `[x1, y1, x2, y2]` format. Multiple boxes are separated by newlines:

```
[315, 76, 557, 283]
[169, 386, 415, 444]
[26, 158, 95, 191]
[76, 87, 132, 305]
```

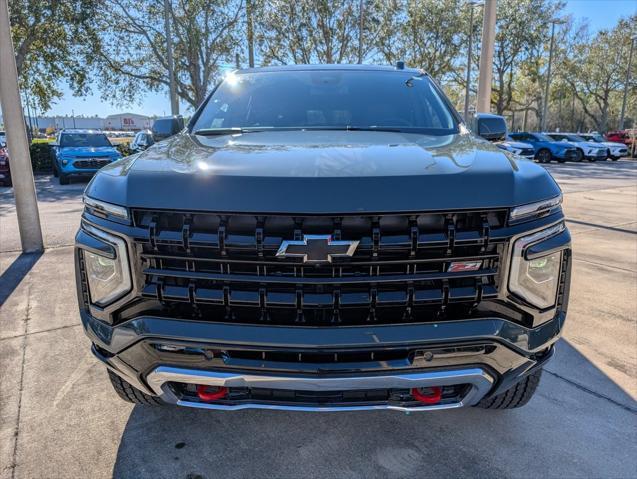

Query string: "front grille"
[74, 159, 111, 169]
[131, 209, 507, 326]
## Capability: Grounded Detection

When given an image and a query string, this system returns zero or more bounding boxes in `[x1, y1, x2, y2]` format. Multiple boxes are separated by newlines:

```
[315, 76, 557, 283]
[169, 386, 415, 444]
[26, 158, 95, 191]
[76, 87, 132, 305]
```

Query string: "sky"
[36, 0, 637, 118]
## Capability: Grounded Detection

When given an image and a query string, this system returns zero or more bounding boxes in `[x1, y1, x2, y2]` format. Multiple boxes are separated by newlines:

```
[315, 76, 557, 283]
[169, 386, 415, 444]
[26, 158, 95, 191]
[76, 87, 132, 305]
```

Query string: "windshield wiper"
[194, 127, 249, 136]
[344, 126, 406, 132]
[194, 126, 423, 135]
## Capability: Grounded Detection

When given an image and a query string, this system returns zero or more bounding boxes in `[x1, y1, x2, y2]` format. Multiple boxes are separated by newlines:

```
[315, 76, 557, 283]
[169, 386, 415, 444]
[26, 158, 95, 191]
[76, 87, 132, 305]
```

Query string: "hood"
[563, 140, 604, 150]
[59, 146, 119, 157]
[601, 141, 625, 148]
[551, 141, 578, 149]
[86, 130, 561, 214]
[500, 140, 533, 149]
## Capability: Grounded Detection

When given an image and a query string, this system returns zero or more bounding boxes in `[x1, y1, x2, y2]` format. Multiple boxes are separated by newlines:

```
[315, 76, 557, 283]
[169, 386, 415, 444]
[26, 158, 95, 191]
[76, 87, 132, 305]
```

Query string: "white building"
[104, 113, 152, 131]
[34, 116, 103, 130]
[1, 113, 154, 133]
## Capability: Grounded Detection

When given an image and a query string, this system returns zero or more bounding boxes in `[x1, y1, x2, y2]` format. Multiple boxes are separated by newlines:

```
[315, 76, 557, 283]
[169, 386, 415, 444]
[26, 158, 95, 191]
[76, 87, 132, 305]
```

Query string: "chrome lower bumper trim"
[146, 366, 494, 412]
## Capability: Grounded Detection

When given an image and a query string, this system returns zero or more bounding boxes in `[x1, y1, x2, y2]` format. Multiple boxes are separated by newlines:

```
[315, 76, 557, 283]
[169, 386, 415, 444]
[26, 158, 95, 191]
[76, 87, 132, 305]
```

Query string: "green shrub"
[29, 142, 53, 171]
[116, 143, 132, 157]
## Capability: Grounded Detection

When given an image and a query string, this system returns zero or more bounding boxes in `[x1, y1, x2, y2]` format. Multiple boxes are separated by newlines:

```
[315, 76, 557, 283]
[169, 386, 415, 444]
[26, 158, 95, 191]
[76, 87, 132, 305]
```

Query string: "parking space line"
[543, 369, 637, 414]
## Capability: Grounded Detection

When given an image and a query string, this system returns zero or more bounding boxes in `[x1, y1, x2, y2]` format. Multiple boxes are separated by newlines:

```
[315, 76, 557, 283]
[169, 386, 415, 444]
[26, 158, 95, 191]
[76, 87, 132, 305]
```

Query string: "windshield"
[585, 134, 604, 142]
[565, 134, 586, 142]
[192, 70, 458, 135]
[535, 133, 553, 142]
[60, 133, 112, 148]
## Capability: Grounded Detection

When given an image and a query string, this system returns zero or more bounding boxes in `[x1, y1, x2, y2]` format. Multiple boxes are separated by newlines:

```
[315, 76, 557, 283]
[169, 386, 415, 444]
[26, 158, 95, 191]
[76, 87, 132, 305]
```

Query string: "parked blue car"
[52, 129, 122, 184]
[508, 132, 578, 163]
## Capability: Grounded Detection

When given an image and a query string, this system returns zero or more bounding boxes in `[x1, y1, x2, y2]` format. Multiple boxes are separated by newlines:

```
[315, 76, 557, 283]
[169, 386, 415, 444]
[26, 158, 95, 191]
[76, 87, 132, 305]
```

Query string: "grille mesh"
[131, 209, 507, 326]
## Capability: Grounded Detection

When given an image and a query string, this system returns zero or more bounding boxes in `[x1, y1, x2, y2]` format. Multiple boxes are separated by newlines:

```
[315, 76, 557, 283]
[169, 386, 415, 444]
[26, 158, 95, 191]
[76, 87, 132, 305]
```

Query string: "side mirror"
[475, 115, 506, 142]
[152, 116, 185, 142]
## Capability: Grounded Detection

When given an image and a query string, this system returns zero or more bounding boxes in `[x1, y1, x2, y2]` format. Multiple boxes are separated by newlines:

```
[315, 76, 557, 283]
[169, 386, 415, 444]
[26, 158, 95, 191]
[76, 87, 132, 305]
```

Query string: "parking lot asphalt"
[1, 161, 636, 478]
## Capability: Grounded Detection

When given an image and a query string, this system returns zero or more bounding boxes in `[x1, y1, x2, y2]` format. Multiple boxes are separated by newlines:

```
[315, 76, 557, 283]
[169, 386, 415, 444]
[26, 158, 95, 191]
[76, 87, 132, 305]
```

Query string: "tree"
[560, 15, 637, 132]
[8, 0, 99, 110]
[375, 0, 466, 81]
[491, 0, 562, 115]
[256, 0, 362, 65]
[92, 0, 244, 109]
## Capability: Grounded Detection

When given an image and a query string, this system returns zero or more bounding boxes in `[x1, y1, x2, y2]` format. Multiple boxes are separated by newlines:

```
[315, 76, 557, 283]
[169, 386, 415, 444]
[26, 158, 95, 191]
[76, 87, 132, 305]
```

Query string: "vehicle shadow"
[111, 339, 636, 479]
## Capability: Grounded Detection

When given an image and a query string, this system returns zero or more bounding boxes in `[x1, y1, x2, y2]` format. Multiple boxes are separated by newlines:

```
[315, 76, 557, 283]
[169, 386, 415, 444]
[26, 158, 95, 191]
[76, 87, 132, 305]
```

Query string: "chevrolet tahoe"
[75, 65, 571, 412]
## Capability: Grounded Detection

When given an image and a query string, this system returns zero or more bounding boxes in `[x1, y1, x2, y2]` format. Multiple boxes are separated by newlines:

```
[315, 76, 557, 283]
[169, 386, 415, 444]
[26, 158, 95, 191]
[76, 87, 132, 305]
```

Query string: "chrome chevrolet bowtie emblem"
[276, 235, 359, 264]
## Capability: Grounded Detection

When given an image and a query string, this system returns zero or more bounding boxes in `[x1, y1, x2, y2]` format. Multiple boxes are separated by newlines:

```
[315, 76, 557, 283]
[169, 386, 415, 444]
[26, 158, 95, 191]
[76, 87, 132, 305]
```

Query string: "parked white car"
[545, 132, 608, 162]
[577, 133, 628, 160]
[496, 138, 535, 160]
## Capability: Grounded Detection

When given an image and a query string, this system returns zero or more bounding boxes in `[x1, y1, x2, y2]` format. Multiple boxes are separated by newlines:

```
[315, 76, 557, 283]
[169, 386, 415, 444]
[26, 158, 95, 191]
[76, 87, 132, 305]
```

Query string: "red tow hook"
[196, 385, 228, 402]
[411, 386, 443, 405]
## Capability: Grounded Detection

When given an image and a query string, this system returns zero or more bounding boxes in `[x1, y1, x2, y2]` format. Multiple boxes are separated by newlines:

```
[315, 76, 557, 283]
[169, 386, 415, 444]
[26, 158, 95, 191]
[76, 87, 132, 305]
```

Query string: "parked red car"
[606, 129, 636, 147]
[0, 144, 10, 187]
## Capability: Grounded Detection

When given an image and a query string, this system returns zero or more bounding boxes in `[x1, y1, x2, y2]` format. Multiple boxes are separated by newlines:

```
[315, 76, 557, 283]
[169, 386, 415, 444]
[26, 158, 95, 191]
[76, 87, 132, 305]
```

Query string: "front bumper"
[611, 150, 628, 158]
[584, 151, 608, 160]
[553, 149, 578, 160]
[147, 366, 495, 412]
[83, 310, 564, 411]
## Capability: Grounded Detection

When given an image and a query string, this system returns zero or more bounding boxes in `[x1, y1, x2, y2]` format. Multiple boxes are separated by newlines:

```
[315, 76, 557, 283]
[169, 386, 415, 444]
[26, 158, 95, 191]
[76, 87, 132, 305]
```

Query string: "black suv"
[75, 65, 571, 412]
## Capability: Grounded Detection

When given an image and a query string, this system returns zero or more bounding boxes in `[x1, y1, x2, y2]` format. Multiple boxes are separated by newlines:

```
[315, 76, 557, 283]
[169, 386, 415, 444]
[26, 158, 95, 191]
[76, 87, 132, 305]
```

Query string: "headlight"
[510, 194, 562, 222]
[82, 223, 131, 306]
[83, 195, 129, 219]
[508, 223, 564, 309]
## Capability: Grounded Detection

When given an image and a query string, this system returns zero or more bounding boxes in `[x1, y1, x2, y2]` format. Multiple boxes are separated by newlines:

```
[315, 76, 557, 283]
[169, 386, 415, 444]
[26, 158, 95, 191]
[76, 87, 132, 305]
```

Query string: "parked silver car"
[577, 133, 628, 160]
[130, 129, 155, 153]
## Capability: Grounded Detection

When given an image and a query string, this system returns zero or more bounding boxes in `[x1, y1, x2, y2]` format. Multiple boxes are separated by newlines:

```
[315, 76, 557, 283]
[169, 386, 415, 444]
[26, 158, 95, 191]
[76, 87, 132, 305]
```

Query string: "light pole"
[358, 0, 364, 64]
[247, 0, 255, 68]
[540, 18, 565, 132]
[163, 0, 179, 116]
[476, 0, 496, 113]
[0, 0, 43, 252]
[463, 1, 483, 122]
[619, 35, 636, 130]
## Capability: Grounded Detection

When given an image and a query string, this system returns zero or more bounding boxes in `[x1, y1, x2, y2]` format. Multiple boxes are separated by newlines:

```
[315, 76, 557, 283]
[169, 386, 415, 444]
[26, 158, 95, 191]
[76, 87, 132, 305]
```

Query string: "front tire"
[107, 369, 163, 405]
[59, 172, 70, 185]
[536, 149, 552, 163]
[476, 369, 542, 409]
